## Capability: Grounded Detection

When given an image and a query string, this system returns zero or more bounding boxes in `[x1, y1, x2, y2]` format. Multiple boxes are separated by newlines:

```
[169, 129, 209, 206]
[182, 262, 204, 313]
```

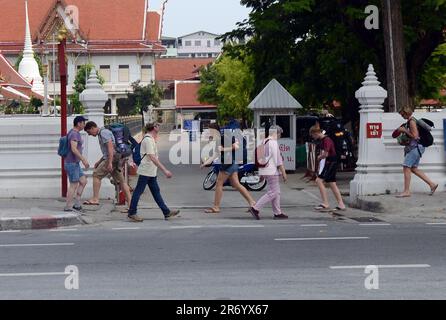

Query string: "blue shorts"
[222, 163, 239, 175]
[403, 145, 425, 168]
[64, 162, 85, 183]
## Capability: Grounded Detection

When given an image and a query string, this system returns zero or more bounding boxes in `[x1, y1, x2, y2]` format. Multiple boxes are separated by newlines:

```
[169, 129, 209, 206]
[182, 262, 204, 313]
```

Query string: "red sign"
[367, 123, 382, 138]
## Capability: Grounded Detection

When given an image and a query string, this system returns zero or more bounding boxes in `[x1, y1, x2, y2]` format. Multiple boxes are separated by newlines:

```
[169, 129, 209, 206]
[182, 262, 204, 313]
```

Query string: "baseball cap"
[74, 116, 88, 126]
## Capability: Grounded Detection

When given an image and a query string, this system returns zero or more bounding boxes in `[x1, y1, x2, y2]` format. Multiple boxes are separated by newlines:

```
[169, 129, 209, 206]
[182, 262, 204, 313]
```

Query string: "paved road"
[0, 217, 445, 299]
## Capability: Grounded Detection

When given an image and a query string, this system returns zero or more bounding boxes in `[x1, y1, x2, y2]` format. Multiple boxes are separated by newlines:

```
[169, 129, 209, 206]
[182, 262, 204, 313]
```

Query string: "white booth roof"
[248, 79, 303, 110]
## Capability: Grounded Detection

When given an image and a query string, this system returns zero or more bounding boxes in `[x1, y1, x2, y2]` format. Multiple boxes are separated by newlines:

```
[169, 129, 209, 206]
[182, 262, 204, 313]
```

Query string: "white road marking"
[426, 223, 446, 225]
[228, 225, 264, 228]
[49, 228, 78, 232]
[0, 243, 74, 248]
[112, 227, 141, 231]
[170, 226, 203, 229]
[0, 230, 21, 233]
[275, 237, 369, 241]
[330, 264, 430, 270]
[359, 223, 392, 226]
[0, 272, 67, 277]
[300, 224, 328, 227]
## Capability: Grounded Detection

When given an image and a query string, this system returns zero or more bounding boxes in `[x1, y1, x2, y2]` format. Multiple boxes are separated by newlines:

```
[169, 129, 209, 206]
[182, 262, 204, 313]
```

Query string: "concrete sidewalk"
[0, 198, 119, 231]
[290, 168, 446, 223]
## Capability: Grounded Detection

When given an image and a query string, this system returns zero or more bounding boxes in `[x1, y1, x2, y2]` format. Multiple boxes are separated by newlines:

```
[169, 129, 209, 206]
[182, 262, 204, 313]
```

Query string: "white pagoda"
[18, 0, 44, 97]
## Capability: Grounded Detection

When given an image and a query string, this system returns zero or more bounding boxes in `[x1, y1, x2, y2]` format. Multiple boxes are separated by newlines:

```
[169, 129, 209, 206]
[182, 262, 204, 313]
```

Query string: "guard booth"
[249, 79, 303, 171]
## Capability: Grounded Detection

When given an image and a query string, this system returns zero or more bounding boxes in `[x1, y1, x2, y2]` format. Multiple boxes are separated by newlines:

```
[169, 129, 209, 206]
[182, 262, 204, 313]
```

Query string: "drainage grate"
[349, 217, 385, 223]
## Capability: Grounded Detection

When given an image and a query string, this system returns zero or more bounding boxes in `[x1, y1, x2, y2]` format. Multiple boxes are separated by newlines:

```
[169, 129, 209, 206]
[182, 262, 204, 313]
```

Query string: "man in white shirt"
[127, 122, 180, 222]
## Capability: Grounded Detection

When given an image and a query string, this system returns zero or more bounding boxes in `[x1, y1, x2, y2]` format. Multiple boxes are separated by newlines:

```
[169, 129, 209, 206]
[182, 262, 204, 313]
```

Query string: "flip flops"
[83, 200, 100, 205]
[205, 207, 220, 214]
[314, 204, 331, 212]
[430, 184, 439, 196]
[332, 206, 347, 212]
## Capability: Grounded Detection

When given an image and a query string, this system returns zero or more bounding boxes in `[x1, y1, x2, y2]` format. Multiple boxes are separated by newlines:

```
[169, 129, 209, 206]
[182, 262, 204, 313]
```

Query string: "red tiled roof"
[0, 0, 156, 42]
[176, 81, 216, 109]
[146, 11, 161, 42]
[0, 52, 32, 89]
[155, 58, 214, 82]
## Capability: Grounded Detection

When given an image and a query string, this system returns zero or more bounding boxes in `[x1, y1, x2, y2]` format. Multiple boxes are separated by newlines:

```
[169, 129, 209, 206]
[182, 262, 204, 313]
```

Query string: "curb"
[0, 213, 84, 231]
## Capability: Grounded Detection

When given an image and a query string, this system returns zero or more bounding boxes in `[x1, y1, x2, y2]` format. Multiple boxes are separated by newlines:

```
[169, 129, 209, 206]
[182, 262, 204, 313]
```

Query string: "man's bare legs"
[411, 168, 438, 192]
[316, 177, 330, 208]
[328, 182, 346, 209]
[397, 167, 412, 197]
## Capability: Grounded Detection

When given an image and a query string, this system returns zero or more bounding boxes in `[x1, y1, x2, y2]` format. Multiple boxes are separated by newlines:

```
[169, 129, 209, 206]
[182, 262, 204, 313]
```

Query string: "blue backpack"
[58, 135, 70, 157]
[131, 136, 149, 166]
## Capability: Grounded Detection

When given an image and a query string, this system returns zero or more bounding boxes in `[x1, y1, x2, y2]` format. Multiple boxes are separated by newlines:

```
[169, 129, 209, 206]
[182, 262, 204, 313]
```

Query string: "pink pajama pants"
[253, 175, 282, 215]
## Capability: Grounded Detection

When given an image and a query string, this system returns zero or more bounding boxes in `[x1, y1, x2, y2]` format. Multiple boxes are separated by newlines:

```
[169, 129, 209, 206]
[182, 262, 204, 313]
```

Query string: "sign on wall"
[366, 123, 382, 139]
[279, 139, 296, 171]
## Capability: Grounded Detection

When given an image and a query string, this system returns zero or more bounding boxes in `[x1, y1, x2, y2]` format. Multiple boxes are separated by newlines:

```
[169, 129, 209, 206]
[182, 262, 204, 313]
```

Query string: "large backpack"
[105, 123, 133, 157]
[415, 118, 434, 148]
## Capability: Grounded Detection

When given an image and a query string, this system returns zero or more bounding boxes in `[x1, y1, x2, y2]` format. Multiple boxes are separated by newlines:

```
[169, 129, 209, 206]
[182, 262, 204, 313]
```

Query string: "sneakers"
[248, 207, 260, 220]
[72, 205, 86, 214]
[164, 210, 180, 220]
[273, 213, 288, 220]
[128, 215, 144, 223]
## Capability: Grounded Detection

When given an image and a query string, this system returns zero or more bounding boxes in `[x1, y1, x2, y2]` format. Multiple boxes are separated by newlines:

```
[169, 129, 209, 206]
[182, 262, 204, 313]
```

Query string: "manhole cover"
[349, 217, 385, 223]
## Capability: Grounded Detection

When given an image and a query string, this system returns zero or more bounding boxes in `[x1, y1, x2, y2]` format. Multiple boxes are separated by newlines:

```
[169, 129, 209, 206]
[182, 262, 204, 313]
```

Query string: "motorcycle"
[202, 162, 267, 191]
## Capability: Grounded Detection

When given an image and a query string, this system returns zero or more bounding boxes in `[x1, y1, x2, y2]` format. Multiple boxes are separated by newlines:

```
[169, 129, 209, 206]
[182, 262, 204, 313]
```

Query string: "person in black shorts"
[310, 125, 346, 212]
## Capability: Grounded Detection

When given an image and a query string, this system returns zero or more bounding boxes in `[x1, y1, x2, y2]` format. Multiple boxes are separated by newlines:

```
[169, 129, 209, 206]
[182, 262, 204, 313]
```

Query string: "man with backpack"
[62, 116, 90, 212]
[127, 122, 180, 222]
[395, 108, 438, 198]
[84, 121, 132, 207]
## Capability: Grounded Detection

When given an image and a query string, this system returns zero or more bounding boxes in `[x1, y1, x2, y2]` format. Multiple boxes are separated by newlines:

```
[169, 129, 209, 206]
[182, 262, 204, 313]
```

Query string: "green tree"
[223, 0, 446, 122]
[124, 80, 163, 116]
[71, 64, 105, 114]
[198, 54, 255, 124]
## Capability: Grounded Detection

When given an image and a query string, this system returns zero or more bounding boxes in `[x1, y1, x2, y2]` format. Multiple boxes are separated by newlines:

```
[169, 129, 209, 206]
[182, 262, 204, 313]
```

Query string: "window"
[276, 116, 291, 138]
[214, 39, 221, 46]
[141, 65, 152, 82]
[207, 40, 211, 47]
[118, 65, 129, 82]
[99, 65, 111, 82]
[185, 40, 192, 46]
[195, 40, 201, 46]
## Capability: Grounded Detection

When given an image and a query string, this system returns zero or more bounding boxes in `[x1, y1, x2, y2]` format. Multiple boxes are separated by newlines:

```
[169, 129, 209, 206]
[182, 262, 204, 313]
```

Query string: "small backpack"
[255, 139, 270, 168]
[132, 136, 150, 166]
[415, 118, 434, 148]
[106, 123, 133, 157]
[57, 136, 70, 157]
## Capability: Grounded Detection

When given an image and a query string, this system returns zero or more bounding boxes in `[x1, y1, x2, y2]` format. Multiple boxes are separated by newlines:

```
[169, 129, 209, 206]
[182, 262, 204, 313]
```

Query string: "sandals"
[333, 206, 347, 212]
[205, 207, 220, 214]
[314, 204, 331, 211]
[83, 200, 100, 205]
[430, 184, 439, 196]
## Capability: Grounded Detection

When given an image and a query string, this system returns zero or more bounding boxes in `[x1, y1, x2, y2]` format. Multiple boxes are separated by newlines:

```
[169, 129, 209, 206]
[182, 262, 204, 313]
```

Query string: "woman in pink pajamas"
[249, 125, 288, 220]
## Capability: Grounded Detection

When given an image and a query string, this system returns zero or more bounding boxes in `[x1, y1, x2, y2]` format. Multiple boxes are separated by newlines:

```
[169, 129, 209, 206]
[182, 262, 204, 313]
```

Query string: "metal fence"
[104, 115, 143, 136]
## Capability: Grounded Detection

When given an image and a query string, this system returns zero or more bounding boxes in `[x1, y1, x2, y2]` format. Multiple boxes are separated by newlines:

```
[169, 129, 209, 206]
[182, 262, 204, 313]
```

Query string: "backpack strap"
[139, 135, 151, 163]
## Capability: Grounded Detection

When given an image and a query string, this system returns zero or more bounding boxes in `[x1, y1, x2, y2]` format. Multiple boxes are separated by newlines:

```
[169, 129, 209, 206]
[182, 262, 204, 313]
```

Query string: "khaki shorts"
[93, 156, 124, 185]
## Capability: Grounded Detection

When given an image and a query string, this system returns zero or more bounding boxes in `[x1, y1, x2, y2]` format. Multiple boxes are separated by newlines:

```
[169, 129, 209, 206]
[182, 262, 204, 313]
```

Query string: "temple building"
[0, 0, 166, 114]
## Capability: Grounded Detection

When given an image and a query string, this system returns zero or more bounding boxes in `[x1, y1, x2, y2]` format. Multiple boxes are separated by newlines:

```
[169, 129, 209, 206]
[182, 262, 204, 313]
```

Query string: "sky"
[150, 0, 251, 37]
